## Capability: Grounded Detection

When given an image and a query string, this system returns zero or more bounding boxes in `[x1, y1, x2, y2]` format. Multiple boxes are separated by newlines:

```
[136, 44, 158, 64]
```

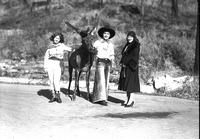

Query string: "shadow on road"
[108, 96, 124, 104]
[75, 91, 124, 104]
[37, 88, 124, 104]
[37, 89, 52, 100]
[60, 88, 73, 95]
[37, 88, 72, 101]
[97, 112, 178, 119]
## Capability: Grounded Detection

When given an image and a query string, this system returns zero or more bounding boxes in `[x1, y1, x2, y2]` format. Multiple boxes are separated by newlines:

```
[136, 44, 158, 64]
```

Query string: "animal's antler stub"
[65, 21, 80, 33]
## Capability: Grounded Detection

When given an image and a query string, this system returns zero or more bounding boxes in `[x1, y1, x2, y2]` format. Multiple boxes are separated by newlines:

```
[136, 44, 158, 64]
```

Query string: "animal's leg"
[86, 70, 91, 100]
[73, 69, 78, 101]
[77, 70, 82, 97]
[68, 65, 73, 96]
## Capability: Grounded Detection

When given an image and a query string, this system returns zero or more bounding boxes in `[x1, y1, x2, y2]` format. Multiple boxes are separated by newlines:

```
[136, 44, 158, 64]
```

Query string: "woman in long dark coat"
[118, 31, 140, 107]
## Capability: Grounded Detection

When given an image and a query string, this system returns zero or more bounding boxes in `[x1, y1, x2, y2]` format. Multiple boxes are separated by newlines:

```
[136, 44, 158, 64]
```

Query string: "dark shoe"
[49, 91, 56, 103]
[121, 101, 127, 106]
[55, 92, 62, 103]
[99, 101, 108, 106]
[124, 101, 134, 108]
[49, 97, 56, 103]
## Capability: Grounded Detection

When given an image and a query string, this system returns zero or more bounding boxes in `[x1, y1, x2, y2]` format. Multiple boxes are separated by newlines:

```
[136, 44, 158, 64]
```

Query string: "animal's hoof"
[77, 92, 81, 97]
[49, 97, 56, 103]
[71, 95, 76, 101]
[72, 98, 76, 101]
[88, 94, 92, 102]
[86, 95, 90, 100]
[68, 95, 74, 101]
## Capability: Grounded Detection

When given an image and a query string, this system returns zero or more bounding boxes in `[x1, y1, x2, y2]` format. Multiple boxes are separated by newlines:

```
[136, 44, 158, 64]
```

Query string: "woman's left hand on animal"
[111, 61, 116, 68]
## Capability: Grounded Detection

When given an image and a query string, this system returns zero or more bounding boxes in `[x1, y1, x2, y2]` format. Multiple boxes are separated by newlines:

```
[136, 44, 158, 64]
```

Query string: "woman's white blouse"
[93, 39, 115, 61]
[44, 43, 72, 69]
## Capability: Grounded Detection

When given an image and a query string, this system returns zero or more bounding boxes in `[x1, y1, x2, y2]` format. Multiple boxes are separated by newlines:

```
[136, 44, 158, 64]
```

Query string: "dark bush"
[161, 37, 195, 72]
[2, 32, 48, 61]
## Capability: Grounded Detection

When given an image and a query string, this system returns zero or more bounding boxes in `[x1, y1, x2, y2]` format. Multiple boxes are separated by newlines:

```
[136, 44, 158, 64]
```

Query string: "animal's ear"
[90, 27, 96, 35]
[65, 20, 80, 33]
[86, 27, 90, 32]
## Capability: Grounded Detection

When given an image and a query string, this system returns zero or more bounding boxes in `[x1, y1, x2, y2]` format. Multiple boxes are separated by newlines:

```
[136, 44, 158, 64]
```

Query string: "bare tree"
[99, 0, 103, 9]
[159, 0, 164, 7]
[140, 0, 145, 23]
[194, 0, 199, 74]
[171, 0, 178, 17]
[20, 0, 29, 7]
[141, 0, 145, 16]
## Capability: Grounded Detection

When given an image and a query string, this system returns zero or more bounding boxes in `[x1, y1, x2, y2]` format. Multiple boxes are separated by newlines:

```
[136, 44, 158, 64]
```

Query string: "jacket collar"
[99, 38, 111, 44]
[122, 42, 133, 54]
[122, 41, 139, 54]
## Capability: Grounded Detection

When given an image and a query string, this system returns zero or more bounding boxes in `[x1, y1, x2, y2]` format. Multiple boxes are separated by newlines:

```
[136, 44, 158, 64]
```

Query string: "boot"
[49, 91, 56, 103]
[55, 91, 62, 103]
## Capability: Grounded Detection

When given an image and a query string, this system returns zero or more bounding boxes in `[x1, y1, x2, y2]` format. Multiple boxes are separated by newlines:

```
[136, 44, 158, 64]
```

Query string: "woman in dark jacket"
[118, 31, 140, 107]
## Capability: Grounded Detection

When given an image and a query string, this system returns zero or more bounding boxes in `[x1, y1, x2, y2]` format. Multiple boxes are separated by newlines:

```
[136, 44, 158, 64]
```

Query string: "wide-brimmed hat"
[98, 26, 115, 39]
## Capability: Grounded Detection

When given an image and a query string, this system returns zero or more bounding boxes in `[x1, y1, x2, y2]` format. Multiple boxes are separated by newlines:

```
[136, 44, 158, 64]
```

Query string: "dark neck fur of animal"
[79, 30, 94, 53]
[65, 21, 96, 54]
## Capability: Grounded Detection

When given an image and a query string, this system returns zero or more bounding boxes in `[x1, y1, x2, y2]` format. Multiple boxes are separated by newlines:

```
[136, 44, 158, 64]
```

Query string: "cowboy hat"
[98, 26, 115, 39]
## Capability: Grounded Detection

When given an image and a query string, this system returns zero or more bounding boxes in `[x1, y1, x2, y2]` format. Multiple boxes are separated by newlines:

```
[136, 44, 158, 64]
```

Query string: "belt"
[97, 58, 111, 64]
[49, 56, 62, 61]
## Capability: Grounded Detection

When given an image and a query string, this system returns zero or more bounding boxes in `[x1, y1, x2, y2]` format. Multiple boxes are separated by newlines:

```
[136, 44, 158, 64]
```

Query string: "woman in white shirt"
[44, 33, 72, 103]
[92, 26, 115, 106]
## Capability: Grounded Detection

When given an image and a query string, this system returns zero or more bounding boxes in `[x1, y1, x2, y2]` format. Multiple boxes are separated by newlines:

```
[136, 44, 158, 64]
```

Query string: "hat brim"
[98, 27, 115, 39]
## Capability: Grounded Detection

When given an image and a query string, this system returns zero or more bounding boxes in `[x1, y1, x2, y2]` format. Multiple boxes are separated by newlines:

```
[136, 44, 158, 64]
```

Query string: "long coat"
[118, 40, 140, 93]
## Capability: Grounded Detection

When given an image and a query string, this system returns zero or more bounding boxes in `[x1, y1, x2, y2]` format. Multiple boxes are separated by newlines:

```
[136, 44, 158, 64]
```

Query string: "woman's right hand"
[120, 63, 126, 68]
[44, 68, 48, 73]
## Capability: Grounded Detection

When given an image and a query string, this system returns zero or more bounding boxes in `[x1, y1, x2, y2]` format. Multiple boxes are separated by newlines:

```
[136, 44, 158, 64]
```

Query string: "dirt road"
[0, 83, 199, 139]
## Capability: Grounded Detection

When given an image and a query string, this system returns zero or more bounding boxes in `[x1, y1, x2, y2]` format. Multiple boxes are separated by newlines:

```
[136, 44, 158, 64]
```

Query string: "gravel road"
[0, 83, 199, 139]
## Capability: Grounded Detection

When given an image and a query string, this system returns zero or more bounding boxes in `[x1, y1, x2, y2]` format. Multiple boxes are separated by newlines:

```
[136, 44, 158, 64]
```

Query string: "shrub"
[137, 26, 196, 83]
[2, 32, 48, 61]
[100, 5, 119, 18]
[112, 31, 126, 69]
[161, 36, 195, 72]
[140, 29, 166, 70]
[2, 34, 25, 60]
[166, 76, 199, 100]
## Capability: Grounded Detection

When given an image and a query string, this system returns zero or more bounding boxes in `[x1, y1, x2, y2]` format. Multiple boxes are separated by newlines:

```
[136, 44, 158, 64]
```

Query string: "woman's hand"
[111, 60, 116, 68]
[44, 68, 48, 73]
[120, 63, 126, 68]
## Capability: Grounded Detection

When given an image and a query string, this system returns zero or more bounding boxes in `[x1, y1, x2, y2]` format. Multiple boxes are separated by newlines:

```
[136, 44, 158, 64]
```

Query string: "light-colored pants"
[46, 59, 62, 92]
[93, 61, 110, 102]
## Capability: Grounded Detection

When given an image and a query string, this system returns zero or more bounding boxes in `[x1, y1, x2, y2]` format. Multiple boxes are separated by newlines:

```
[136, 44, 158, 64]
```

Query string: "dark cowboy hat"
[98, 26, 115, 39]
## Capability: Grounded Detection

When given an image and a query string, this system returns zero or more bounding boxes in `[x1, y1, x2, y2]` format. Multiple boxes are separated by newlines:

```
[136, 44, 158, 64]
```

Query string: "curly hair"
[126, 31, 140, 44]
[49, 32, 65, 43]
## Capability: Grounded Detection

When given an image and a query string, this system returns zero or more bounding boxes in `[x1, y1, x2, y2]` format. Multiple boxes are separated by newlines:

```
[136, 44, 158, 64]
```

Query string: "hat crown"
[98, 26, 115, 39]
[127, 31, 136, 38]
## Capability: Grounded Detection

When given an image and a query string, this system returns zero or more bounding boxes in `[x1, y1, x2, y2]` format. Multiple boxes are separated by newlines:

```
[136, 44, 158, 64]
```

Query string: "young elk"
[65, 21, 97, 101]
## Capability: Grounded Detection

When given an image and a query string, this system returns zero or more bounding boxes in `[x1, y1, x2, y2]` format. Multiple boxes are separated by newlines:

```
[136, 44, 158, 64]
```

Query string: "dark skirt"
[118, 66, 140, 93]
